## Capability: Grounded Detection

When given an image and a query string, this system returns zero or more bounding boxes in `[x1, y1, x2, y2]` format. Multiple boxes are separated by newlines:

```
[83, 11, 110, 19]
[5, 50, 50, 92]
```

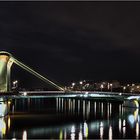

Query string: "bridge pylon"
[0, 52, 14, 92]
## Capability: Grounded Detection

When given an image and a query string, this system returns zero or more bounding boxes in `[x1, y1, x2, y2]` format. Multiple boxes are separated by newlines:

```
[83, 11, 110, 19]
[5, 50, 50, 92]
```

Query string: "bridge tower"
[0, 52, 13, 92]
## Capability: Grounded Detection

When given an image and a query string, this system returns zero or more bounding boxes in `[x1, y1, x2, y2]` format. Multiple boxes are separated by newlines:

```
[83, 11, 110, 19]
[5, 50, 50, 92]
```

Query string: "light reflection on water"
[1, 97, 140, 139]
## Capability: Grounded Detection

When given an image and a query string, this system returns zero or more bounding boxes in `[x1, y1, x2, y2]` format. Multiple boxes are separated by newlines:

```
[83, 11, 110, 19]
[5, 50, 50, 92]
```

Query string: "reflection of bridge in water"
[1, 98, 140, 139]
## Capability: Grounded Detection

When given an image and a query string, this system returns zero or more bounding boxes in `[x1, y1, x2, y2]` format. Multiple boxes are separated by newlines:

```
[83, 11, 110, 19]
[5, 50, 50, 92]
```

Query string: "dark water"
[1, 97, 140, 139]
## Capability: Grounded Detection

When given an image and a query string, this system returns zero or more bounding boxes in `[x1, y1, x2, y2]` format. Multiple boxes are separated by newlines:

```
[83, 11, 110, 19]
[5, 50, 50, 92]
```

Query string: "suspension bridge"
[0, 51, 139, 110]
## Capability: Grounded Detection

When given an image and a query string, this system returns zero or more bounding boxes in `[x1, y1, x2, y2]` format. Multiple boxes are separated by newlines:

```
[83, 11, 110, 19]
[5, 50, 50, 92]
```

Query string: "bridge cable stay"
[12, 57, 64, 91]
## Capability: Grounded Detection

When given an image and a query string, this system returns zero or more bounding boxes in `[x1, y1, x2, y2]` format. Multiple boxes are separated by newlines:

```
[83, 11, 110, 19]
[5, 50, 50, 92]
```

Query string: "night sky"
[1, 2, 140, 88]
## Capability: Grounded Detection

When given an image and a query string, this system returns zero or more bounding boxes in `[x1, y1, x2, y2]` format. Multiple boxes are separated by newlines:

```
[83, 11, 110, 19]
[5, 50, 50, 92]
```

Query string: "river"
[0, 97, 139, 139]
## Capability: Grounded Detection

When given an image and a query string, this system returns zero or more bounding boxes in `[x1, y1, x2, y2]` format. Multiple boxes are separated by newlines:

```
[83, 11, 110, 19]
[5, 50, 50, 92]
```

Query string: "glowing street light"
[132, 83, 135, 86]
[79, 81, 83, 90]
[123, 86, 126, 93]
[108, 83, 110, 90]
[13, 80, 18, 89]
[72, 83, 75, 86]
[100, 84, 104, 92]
[23, 92, 27, 96]
[110, 84, 112, 92]
[79, 81, 83, 85]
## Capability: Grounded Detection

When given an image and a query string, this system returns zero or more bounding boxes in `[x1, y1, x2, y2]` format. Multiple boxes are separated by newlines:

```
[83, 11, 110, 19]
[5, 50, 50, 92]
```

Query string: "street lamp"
[79, 81, 83, 91]
[123, 86, 126, 93]
[132, 83, 135, 86]
[110, 84, 112, 92]
[71, 82, 76, 90]
[13, 80, 18, 90]
[100, 84, 104, 92]
[79, 81, 83, 85]
[72, 82, 75, 86]
[107, 83, 110, 90]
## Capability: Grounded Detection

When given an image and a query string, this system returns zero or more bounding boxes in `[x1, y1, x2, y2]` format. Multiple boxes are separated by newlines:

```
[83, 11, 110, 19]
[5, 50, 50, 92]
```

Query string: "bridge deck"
[0, 91, 139, 101]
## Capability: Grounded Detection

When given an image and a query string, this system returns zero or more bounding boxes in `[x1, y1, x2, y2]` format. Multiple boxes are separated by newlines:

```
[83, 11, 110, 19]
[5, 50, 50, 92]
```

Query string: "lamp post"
[100, 84, 103, 92]
[110, 84, 112, 92]
[13, 80, 18, 89]
[79, 81, 83, 91]
[79, 81, 83, 85]
[72, 83, 75, 86]
[123, 86, 126, 93]
[107, 83, 110, 90]
[71, 82, 75, 90]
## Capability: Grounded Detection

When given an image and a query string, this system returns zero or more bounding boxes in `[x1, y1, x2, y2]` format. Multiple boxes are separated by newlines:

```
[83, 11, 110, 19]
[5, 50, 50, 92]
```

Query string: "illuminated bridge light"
[23, 92, 27, 96]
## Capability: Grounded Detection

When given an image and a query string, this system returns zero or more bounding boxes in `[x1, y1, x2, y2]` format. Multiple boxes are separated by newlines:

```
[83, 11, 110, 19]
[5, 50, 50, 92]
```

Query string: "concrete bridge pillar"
[0, 52, 13, 92]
